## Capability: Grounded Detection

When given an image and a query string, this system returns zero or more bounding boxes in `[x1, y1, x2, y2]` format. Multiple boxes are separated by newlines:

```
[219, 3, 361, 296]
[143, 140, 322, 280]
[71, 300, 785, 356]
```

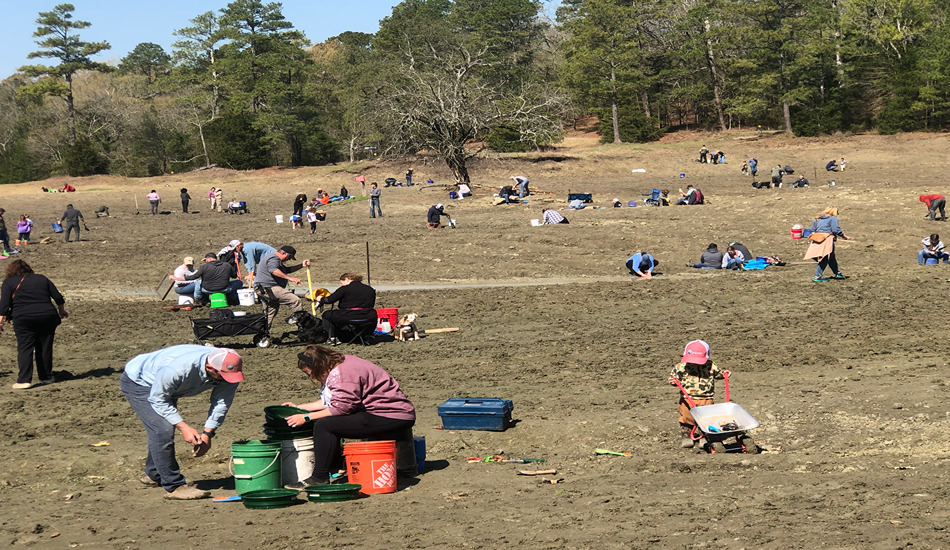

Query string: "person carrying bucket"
[281, 345, 415, 490]
[668, 340, 729, 449]
[120, 345, 244, 500]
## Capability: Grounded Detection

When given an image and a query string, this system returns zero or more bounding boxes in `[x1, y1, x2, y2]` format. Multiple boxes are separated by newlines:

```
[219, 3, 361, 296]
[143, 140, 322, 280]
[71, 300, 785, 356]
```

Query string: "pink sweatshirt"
[323, 356, 415, 420]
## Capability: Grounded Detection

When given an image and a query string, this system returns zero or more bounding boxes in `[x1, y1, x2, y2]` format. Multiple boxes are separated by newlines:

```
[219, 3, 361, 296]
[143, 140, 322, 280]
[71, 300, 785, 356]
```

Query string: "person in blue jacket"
[120, 345, 244, 500]
[748, 157, 758, 177]
[806, 206, 852, 281]
[625, 252, 657, 279]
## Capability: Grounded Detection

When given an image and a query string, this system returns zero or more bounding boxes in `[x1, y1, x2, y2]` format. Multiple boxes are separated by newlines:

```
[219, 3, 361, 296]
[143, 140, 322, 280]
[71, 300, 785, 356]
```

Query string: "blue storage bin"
[437, 398, 514, 431]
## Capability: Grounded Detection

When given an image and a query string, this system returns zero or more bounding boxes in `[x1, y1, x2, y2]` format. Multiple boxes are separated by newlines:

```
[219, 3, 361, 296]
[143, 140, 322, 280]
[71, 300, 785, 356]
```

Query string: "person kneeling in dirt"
[94, 205, 110, 217]
[120, 345, 244, 499]
[669, 340, 729, 449]
[427, 203, 450, 228]
[625, 252, 657, 279]
[691, 243, 723, 269]
[499, 185, 516, 204]
[541, 208, 569, 225]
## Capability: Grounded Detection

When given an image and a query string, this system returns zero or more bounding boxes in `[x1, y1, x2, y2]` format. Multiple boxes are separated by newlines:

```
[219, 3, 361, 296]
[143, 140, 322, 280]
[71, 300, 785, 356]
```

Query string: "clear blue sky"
[0, 0, 405, 78]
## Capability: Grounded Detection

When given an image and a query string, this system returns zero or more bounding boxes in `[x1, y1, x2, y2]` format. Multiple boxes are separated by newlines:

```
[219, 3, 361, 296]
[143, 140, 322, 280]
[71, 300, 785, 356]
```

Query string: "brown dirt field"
[2, 131, 950, 548]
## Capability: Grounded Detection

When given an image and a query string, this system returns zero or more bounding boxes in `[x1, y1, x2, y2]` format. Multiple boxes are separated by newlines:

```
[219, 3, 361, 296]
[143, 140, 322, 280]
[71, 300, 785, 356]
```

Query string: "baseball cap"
[279, 245, 296, 260]
[206, 348, 244, 383]
[183, 256, 194, 265]
[229, 239, 241, 248]
[682, 340, 710, 365]
[436, 203, 444, 209]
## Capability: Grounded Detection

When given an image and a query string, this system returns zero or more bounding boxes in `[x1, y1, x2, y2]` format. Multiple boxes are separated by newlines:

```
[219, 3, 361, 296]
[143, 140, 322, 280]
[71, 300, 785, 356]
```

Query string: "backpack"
[692, 189, 705, 204]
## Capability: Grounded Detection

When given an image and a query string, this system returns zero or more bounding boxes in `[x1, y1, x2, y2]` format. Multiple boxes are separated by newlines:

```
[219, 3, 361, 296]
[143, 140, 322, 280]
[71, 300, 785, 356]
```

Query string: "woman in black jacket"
[0, 259, 68, 389]
[316, 273, 376, 345]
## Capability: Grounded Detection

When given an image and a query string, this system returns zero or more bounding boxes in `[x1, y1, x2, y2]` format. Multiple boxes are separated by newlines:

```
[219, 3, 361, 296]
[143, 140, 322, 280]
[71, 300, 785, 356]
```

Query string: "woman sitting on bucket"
[281, 345, 415, 489]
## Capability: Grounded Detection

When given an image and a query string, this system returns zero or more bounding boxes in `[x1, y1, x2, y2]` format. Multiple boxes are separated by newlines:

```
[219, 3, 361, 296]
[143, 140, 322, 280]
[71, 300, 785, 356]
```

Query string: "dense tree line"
[0, 0, 947, 184]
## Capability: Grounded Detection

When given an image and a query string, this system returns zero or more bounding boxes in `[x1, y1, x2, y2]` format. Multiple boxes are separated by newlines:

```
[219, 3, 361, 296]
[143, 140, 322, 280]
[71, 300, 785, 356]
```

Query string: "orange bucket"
[343, 440, 397, 494]
[376, 308, 399, 331]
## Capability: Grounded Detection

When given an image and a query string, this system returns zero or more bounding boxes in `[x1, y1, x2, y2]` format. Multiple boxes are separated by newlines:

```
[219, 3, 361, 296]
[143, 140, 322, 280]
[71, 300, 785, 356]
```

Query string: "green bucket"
[210, 292, 228, 308]
[230, 440, 282, 494]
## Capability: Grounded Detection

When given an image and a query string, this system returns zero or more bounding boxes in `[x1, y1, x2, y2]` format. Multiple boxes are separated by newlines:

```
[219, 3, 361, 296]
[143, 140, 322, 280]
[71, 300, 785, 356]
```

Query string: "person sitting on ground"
[692, 243, 723, 269]
[826, 159, 839, 172]
[722, 245, 745, 270]
[771, 165, 784, 188]
[612, 198, 623, 208]
[61, 183, 76, 192]
[541, 208, 569, 225]
[728, 241, 753, 261]
[792, 175, 810, 188]
[281, 345, 415, 489]
[172, 256, 200, 297]
[456, 182, 472, 198]
[427, 204, 450, 228]
[919, 233, 949, 264]
[339, 185, 349, 199]
[170, 252, 243, 305]
[626, 252, 657, 279]
[677, 185, 704, 205]
[95, 205, 110, 217]
[660, 189, 671, 206]
[498, 185, 516, 204]
[315, 273, 376, 346]
[920, 194, 947, 221]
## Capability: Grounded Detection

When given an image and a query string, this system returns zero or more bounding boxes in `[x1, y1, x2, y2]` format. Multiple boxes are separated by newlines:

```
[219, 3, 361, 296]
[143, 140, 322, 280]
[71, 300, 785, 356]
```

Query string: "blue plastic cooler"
[437, 398, 514, 431]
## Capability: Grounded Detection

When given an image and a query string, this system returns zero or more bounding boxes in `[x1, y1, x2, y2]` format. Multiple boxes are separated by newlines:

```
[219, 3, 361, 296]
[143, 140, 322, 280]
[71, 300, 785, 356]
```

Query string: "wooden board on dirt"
[156, 275, 175, 300]
[423, 327, 460, 334]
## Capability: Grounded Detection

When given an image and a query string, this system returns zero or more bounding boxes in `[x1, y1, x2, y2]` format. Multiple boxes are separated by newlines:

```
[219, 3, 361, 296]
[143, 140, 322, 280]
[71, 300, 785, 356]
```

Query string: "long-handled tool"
[306, 267, 316, 316]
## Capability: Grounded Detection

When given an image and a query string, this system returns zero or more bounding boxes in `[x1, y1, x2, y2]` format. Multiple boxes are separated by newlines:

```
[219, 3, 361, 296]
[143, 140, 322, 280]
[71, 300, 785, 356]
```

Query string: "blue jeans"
[725, 259, 744, 270]
[692, 264, 721, 269]
[120, 373, 185, 492]
[918, 250, 950, 264]
[518, 181, 529, 198]
[815, 248, 840, 278]
[174, 282, 198, 295]
[500, 192, 513, 204]
[195, 280, 243, 303]
[370, 197, 382, 217]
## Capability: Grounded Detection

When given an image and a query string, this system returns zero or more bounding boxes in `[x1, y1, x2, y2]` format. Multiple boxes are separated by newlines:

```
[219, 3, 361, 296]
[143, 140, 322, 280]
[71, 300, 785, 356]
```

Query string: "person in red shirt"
[920, 194, 946, 221]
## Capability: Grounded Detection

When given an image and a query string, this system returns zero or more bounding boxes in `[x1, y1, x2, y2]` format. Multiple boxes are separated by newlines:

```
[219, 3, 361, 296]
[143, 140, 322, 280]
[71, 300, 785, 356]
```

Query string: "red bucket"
[377, 308, 399, 332]
[343, 440, 397, 494]
[790, 227, 803, 239]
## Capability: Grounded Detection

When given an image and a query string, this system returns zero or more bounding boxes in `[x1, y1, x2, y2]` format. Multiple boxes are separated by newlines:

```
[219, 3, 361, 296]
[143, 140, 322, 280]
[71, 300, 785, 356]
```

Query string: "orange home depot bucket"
[377, 308, 399, 331]
[343, 440, 397, 494]
[790, 227, 803, 239]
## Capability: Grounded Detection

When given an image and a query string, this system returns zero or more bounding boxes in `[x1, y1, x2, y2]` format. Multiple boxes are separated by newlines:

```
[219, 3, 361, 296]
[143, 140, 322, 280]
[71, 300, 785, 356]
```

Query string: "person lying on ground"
[541, 208, 569, 225]
[568, 199, 586, 209]
[281, 345, 415, 489]
[95, 205, 110, 217]
[691, 243, 723, 269]
[669, 340, 729, 449]
[919, 233, 949, 264]
[920, 194, 947, 221]
[625, 252, 657, 279]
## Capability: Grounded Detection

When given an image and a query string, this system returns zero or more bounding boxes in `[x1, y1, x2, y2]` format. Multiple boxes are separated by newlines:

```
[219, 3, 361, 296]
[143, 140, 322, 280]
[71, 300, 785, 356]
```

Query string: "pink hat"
[681, 340, 710, 365]
[207, 348, 244, 383]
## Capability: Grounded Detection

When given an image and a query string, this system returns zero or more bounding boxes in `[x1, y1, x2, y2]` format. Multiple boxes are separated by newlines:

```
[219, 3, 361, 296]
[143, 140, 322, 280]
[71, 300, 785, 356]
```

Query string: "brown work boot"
[139, 475, 160, 487]
[163, 484, 211, 500]
[680, 425, 695, 449]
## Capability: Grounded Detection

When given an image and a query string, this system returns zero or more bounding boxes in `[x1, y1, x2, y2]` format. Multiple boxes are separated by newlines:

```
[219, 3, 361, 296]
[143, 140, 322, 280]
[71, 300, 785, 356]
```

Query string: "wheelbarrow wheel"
[738, 435, 759, 454]
[253, 334, 271, 348]
[709, 441, 727, 454]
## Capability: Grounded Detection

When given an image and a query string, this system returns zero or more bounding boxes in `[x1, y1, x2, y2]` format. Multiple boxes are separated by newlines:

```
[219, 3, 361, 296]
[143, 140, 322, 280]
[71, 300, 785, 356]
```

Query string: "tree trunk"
[194, 106, 211, 168]
[349, 136, 357, 164]
[783, 101, 793, 134]
[444, 148, 470, 184]
[66, 73, 77, 146]
[641, 91, 651, 120]
[610, 66, 621, 143]
[704, 19, 727, 132]
[832, 0, 845, 88]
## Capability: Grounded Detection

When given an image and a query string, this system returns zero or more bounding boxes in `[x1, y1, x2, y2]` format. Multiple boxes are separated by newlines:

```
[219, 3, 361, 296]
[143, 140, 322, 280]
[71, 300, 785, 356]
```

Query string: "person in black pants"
[180, 188, 191, 213]
[0, 259, 68, 389]
[281, 345, 415, 489]
[315, 273, 376, 346]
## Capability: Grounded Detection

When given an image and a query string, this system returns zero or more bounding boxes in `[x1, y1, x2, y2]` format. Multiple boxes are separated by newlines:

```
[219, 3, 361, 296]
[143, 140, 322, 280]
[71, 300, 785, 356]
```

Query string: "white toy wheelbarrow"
[670, 372, 761, 454]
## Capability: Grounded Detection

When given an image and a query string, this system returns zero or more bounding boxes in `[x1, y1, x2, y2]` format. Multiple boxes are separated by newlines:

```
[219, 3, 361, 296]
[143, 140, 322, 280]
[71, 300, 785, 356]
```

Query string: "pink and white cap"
[681, 340, 710, 365]
[207, 348, 244, 382]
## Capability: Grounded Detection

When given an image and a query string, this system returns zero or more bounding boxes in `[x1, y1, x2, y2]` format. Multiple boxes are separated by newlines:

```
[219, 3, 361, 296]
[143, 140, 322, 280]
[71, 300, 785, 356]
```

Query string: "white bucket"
[280, 437, 315, 485]
[178, 295, 195, 305]
[530, 219, 540, 226]
[275, 214, 284, 223]
[237, 289, 255, 306]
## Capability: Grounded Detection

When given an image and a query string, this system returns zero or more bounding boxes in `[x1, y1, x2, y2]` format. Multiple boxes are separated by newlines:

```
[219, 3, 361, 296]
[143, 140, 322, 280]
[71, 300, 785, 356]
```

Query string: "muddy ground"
[1, 131, 950, 549]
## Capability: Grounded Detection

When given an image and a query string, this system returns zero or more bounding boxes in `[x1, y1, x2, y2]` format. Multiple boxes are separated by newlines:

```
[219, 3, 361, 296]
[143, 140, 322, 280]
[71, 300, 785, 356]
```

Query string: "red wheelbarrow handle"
[722, 370, 731, 403]
[669, 377, 697, 408]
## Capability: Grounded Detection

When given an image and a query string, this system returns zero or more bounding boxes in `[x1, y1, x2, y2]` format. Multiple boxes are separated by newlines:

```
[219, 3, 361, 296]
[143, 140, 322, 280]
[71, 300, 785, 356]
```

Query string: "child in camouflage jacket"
[669, 340, 729, 449]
